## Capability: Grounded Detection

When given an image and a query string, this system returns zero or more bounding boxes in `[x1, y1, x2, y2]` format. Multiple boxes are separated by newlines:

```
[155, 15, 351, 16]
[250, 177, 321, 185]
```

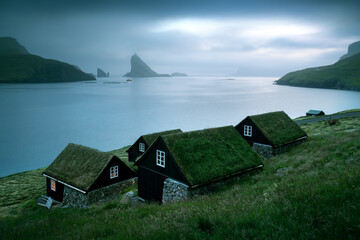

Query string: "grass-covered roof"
[43, 143, 120, 192]
[307, 110, 324, 115]
[161, 126, 262, 186]
[142, 129, 182, 146]
[249, 111, 307, 147]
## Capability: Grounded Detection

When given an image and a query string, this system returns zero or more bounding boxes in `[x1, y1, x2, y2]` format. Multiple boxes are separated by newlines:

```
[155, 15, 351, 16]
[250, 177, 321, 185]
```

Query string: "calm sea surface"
[1, 76, 360, 177]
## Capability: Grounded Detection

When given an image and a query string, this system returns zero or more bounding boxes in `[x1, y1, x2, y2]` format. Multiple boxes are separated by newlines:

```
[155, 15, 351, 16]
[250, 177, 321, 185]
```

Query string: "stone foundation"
[252, 143, 273, 158]
[162, 178, 189, 204]
[62, 177, 137, 208]
[162, 166, 262, 203]
[253, 138, 307, 159]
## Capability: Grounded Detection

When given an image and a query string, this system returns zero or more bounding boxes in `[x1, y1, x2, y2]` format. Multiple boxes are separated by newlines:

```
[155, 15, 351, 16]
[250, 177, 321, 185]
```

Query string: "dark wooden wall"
[89, 156, 137, 191]
[137, 138, 188, 201]
[127, 137, 147, 162]
[46, 177, 64, 202]
[235, 117, 272, 146]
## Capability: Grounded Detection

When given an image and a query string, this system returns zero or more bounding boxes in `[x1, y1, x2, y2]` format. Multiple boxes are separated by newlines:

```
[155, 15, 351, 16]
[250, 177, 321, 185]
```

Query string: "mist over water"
[1, 76, 360, 177]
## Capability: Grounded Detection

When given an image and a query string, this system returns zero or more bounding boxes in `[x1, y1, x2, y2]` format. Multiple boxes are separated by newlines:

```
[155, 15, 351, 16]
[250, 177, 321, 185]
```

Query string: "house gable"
[235, 116, 272, 146]
[126, 129, 182, 162]
[135, 137, 189, 201]
[126, 136, 148, 162]
[88, 156, 137, 191]
[135, 137, 189, 185]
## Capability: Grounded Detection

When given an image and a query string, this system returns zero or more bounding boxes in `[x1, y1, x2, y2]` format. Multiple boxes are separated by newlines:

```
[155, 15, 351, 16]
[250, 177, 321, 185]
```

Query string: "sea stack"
[97, 68, 109, 77]
[124, 54, 170, 77]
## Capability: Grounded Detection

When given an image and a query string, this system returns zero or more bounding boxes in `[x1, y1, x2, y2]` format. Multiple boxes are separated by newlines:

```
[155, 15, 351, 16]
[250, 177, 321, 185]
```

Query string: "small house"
[306, 110, 325, 116]
[43, 143, 137, 207]
[126, 129, 182, 162]
[235, 111, 307, 158]
[135, 126, 263, 203]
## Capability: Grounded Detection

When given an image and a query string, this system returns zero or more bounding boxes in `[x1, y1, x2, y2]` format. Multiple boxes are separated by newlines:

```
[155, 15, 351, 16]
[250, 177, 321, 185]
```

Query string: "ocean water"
[1, 76, 360, 177]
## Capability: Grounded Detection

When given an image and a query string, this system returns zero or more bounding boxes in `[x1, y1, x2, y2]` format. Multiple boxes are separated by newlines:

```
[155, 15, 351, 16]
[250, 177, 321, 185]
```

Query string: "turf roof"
[43, 143, 121, 192]
[142, 129, 182, 146]
[307, 110, 324, 115]
[249, 111, 307, 147]
[161, 126, 262, 186]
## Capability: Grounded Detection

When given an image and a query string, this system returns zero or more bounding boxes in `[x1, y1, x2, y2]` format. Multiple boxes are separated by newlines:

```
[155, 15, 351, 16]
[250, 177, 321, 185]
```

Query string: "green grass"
[294, 109, 360, 121]
[1, 117, 360, 239]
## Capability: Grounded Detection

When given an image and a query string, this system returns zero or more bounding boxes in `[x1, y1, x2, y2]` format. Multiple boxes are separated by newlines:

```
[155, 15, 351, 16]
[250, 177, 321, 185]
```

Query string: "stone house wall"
[253, 138, 307, 159]
[252, 143, 273, 158]
[62, 177, 137, 208]
[162, 166, 262, 203]
[162, 178, 189, 203]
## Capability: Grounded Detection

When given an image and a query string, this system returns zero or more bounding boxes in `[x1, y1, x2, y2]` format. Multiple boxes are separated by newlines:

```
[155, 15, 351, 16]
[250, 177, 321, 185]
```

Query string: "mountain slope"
[0, 54, 95, 83]
[0, 37, 95, 83]
[0, 37, 29, 56]
[275, 53, 360, 91]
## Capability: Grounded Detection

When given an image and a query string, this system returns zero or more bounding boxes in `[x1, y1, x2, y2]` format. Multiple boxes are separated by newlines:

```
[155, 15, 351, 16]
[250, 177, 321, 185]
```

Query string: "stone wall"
[162, 166, 262, 203]
[62, 177, 137, 208]
[162, 178, 189, 204]
[252, 143, 273, 158]
[253, 138, 307, 159]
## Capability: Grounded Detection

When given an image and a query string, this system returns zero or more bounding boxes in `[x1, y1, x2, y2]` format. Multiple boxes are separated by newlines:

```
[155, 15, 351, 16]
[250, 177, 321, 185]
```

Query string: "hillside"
[0, 114, 359, 239]
[276, 52, 360, 91]
[0, 37, 29, 56]
[0, 37, 95, 83]
[0, 54, 95, 83]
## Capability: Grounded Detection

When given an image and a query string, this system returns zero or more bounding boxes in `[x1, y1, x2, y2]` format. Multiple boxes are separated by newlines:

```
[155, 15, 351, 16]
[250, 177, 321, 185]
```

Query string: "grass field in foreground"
[0, 116, 359, 239]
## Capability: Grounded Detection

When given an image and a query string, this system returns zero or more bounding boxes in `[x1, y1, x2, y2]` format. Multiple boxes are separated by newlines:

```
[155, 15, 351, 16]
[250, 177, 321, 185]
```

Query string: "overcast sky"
[1, 0, 359, 76]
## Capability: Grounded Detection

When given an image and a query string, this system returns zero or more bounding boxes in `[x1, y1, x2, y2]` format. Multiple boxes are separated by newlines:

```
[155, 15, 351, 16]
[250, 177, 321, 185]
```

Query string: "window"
[139, 142, 145, 152]
[50, 179, 56, 191]
[110, 166, 118, 179]
[244, 125, 252, 137]
[156, 150, 165, 168]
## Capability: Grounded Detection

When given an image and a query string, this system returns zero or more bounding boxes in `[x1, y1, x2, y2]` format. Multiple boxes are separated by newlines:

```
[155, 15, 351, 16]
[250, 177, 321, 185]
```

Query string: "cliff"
[340, 41, 360, 60]
[0, 37, 29, 56]
[124, 54, 170, 77]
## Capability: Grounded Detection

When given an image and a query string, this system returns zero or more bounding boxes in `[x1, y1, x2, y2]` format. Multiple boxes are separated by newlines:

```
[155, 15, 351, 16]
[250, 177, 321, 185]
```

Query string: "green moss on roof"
[162, 126, 262, 186]
[43, 143, 120, 192]
[142, 129, 182, 145]
[108, 145, 138, 173]
[250, 111, 307, 147]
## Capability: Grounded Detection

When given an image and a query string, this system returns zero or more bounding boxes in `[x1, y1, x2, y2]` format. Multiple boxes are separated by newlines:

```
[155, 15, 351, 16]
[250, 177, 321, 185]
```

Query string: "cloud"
[1, 0, 360, 76]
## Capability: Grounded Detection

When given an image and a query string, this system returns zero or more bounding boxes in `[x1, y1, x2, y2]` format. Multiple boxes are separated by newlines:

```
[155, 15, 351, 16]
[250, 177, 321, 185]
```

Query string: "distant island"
[275, 41, 360, 91]
[0, 37, 95, 83]
[124, 54, 172, 77]
[97, 68, 109, 78]
[171, 72, 187, 77]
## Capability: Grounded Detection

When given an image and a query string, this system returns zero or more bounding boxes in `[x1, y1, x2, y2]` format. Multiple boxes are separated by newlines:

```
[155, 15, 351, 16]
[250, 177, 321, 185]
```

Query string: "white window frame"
[110, 165, 119, 179]
[50, 179, 56, 191]
[244, 125, 252, 137]
[139, 142, 145, 152]
[156, 150, 165, 168]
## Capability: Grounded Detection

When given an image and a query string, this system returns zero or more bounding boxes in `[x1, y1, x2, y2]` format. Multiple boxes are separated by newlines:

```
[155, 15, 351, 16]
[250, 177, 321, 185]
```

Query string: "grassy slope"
[0, 117, 360, 239]
[0, 54, 95, 83]
[276, 53, 360, 91]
